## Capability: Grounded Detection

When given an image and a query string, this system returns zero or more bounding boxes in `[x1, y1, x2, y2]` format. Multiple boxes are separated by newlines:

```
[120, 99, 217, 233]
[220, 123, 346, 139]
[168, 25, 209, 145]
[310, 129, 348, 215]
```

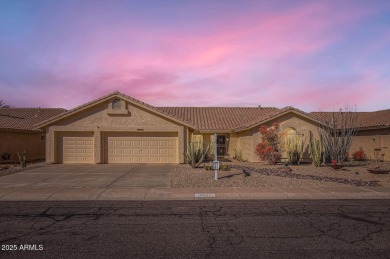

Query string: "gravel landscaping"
[172, 161, 390, 188]
[0, 162, 46, 177]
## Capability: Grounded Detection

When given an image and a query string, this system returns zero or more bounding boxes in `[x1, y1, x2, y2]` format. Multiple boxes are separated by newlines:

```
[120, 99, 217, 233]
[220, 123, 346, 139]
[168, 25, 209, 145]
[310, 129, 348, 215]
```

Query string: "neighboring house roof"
[34, 91, 196, 129]
[0, 108, 66, 132]
[310, 109, 390, 130]
[156, 107, 279, 132]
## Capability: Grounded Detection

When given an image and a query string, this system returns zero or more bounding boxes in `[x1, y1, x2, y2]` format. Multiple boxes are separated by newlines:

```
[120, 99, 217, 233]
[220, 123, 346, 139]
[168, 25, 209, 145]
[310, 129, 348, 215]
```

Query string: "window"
[112, 99, 121, 110]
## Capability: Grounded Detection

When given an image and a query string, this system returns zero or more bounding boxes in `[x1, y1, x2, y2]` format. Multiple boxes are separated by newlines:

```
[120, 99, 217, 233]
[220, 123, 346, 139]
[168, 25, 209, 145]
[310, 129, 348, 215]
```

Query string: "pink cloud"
[2, 1, 388, 112]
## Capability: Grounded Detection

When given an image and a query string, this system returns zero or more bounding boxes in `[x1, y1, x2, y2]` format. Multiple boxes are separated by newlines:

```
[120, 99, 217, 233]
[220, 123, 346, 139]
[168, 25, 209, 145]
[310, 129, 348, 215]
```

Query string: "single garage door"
[58, 132, 94, 163]
[105, 132, 178, 163]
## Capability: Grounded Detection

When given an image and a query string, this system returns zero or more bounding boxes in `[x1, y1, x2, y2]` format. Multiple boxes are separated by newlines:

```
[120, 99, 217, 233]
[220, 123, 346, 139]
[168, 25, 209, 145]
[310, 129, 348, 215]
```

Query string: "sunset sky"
[1, 0, 389, 111]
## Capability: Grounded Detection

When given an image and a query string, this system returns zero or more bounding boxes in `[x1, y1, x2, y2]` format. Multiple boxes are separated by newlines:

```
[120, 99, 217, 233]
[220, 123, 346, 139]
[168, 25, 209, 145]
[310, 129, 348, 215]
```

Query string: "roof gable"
[35, 91, 195, 129]
[233, 106, 327, 132]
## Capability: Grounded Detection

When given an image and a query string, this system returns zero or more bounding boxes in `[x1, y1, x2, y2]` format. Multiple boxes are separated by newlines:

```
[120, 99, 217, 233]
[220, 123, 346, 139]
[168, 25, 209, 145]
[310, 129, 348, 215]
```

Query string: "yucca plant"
[309, 133, 324, 167]
[184, 142, 210, 168]
[283, 135, 303, 164]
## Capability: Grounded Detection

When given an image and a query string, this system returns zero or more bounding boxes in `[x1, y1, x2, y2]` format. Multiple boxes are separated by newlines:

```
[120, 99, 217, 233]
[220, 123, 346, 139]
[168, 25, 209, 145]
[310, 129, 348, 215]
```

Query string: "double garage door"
[58, 132, 178, 164]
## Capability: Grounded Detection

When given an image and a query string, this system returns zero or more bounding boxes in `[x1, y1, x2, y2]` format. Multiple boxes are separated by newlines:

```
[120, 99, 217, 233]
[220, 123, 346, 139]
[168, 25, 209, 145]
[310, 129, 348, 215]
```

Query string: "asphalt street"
[1, 200, 389, 258]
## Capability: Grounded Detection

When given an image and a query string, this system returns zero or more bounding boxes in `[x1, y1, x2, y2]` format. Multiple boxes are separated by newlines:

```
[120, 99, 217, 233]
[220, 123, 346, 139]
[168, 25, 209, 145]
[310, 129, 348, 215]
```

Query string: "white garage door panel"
[59, 133, 94, 164]
[106, 133, 178, 163]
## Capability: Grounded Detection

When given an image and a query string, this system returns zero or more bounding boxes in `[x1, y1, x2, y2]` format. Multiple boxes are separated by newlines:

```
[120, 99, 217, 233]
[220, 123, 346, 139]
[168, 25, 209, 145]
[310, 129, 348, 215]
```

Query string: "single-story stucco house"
[33, 91, 390, 164]
[0, 107, 65, 163]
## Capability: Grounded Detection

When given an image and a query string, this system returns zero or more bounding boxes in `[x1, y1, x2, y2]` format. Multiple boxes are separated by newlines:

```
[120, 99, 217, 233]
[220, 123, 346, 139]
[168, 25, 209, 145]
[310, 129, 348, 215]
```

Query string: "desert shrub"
[233, 149, 246, 162]
[17, 151, 26, 167]
[219, 163, 230, 171]
[1, 152, 12, 161]
[256, 123, 282, 165]
[205, 165, 213, 170]
[352, 148, 366, 161]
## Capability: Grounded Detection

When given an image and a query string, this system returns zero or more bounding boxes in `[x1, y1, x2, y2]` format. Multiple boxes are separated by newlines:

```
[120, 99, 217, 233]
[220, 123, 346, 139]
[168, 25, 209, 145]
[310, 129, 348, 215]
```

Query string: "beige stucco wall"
[46, 98, 187, 164]
[228, 133, 238, 158]
[0, 130, 45, 163]
[236, 112, 390, 163]
[56, 101, 180, 128]
[237, 113, 319, 162]
[350, 128, 390, 161]
[237, 128, 257, 162]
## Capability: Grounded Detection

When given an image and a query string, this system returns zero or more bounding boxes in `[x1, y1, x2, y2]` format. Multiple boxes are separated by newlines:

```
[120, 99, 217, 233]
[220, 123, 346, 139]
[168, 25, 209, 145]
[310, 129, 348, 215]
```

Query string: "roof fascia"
[193, 130, 232, 134]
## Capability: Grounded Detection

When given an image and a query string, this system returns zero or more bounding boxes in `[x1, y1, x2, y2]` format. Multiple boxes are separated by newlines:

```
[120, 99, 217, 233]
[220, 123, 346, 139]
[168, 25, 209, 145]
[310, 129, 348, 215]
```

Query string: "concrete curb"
[1, 186, 389, 201]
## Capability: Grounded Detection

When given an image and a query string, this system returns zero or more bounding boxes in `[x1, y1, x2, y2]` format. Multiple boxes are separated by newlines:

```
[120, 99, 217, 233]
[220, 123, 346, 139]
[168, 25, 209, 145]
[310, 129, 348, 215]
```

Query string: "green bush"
[219, 163, 230, 171]
[1, 152, 12, 161]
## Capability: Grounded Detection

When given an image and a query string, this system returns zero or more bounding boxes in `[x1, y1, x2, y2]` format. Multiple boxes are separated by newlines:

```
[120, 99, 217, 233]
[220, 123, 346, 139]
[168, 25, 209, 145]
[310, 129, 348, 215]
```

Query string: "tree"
[316, 107, 358, 163]
[0, 100, 10, 108]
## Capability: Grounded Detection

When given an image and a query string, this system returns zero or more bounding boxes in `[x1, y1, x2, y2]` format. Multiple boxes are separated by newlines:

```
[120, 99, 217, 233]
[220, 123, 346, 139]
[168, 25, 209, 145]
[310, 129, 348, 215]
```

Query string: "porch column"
[94, 129, 101, 164]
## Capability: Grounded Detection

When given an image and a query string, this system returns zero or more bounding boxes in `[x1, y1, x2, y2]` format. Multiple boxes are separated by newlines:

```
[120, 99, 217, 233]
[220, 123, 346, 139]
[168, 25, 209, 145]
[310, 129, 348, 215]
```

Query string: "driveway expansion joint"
[104, 166, 138, 188]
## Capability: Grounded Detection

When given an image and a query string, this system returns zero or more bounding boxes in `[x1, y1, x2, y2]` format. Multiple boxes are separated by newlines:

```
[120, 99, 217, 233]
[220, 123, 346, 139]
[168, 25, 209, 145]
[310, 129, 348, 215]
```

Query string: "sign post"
[213, 133, 219, 180]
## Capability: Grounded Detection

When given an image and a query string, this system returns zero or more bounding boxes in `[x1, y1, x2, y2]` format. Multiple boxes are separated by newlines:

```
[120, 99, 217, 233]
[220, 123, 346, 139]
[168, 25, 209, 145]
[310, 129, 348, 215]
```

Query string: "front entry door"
[217, 135, 227, 156]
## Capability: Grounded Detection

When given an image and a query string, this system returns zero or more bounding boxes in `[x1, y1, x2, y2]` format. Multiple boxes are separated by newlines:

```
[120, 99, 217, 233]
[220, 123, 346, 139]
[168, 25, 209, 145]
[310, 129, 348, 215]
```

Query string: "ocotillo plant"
[309, 134, 324, 167]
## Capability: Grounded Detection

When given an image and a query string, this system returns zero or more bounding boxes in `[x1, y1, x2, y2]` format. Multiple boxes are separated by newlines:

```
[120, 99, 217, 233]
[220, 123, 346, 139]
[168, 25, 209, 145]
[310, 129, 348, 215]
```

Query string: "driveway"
[0, 164, 176, 201]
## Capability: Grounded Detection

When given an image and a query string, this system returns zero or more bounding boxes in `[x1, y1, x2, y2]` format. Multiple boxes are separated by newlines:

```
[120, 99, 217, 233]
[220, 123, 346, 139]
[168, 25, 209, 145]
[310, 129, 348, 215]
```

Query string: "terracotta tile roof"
[0, 108, 66, 132]
[310, 109, 390, 129]
[28, 91, 390, 132]
[156, 107, 279, 131]
[233, 106, 322, 131]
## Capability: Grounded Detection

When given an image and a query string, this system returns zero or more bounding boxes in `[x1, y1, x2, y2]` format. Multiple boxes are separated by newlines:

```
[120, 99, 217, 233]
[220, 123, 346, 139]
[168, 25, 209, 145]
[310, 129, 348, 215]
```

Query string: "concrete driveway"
[0, 164, 176, 201]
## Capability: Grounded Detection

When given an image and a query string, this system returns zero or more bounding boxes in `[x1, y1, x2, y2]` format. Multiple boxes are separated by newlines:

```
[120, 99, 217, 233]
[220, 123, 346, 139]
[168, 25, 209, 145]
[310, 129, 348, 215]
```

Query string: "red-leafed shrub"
[352, 148, 366, 161]
[256, 123, 282, 165]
